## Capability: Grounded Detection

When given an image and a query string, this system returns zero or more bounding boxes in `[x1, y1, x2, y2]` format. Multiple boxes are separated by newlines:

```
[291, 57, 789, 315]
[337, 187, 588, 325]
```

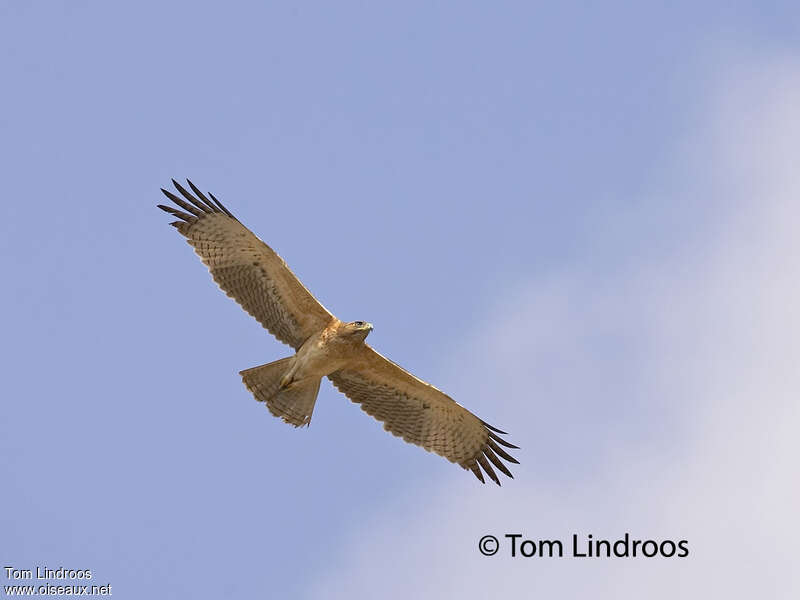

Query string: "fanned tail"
[240, 358, 321, 427]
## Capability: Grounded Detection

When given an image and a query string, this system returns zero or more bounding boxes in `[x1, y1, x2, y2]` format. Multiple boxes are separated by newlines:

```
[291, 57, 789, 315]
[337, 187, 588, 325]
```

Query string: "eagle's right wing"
[158, 180, 333, 349]
[328, 345, 519, 485]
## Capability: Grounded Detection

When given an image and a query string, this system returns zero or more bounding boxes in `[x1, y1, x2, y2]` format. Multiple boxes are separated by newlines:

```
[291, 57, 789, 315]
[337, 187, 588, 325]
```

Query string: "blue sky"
[2, 2, 798, 598]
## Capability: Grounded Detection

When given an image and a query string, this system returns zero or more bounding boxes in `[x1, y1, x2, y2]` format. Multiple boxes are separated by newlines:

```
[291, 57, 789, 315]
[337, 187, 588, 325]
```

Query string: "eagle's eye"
[353, 321, 364, 327]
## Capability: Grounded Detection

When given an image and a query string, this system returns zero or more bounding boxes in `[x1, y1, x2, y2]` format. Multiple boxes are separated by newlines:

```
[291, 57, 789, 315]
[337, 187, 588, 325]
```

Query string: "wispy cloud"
[304, 50, 800, 599]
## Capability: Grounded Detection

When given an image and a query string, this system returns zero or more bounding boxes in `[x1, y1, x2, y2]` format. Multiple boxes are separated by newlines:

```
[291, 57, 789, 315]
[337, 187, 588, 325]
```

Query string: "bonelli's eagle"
[158, 180, 518, 484]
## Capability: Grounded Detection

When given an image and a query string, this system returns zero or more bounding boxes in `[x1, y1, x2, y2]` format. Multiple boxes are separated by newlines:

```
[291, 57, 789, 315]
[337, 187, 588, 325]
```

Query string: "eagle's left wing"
[158, 180, 334, 350]
[328, 346, 519, 485]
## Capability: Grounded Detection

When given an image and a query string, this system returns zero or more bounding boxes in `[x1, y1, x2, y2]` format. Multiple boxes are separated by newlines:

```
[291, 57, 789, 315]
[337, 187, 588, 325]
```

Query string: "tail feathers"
[240, 358, 321, 427]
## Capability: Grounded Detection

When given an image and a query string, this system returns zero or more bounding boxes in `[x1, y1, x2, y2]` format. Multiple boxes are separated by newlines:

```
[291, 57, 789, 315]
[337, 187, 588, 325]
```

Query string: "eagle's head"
[343, 320, 373, 341]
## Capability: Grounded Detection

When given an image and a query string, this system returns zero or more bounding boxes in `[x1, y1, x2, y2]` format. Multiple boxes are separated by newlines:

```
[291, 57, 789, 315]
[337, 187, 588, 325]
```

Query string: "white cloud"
[305, 51, 800, 599]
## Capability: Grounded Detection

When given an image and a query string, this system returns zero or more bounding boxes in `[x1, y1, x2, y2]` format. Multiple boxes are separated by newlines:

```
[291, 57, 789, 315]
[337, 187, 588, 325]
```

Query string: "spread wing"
[158, 179, 333, 349]
[328, 346, 519, 485]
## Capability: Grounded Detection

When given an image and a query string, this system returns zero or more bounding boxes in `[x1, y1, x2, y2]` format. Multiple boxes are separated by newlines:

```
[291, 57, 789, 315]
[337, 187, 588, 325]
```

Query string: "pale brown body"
[280, 319, 373, 389]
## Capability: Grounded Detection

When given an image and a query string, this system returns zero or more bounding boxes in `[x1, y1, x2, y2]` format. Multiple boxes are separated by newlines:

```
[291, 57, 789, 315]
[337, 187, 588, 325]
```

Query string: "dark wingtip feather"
[172, 179, 215, 214]
[208, 192, 236, 219]
[488, 438, 519, 464]
[477, 455, 501, 486]
[468, 461, 485, 484]
[484, 447, 513, 479]
[480, 419, 508, 435]
[161, 187, 203, 217]
[160, 187, 195, 211]
[186, 179, 219, 212]
[172, 179, 219, 213]
[488, 430, 519, 449]
[157, 203, 194, 222]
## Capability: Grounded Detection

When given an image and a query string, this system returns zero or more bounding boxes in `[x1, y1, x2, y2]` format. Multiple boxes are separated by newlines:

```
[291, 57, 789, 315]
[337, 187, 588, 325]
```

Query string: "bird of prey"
[158, 180, 518, 484]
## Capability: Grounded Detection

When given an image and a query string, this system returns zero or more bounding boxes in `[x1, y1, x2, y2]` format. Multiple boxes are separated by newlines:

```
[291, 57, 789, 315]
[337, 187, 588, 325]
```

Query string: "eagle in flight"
[158, 180, 518, 484]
